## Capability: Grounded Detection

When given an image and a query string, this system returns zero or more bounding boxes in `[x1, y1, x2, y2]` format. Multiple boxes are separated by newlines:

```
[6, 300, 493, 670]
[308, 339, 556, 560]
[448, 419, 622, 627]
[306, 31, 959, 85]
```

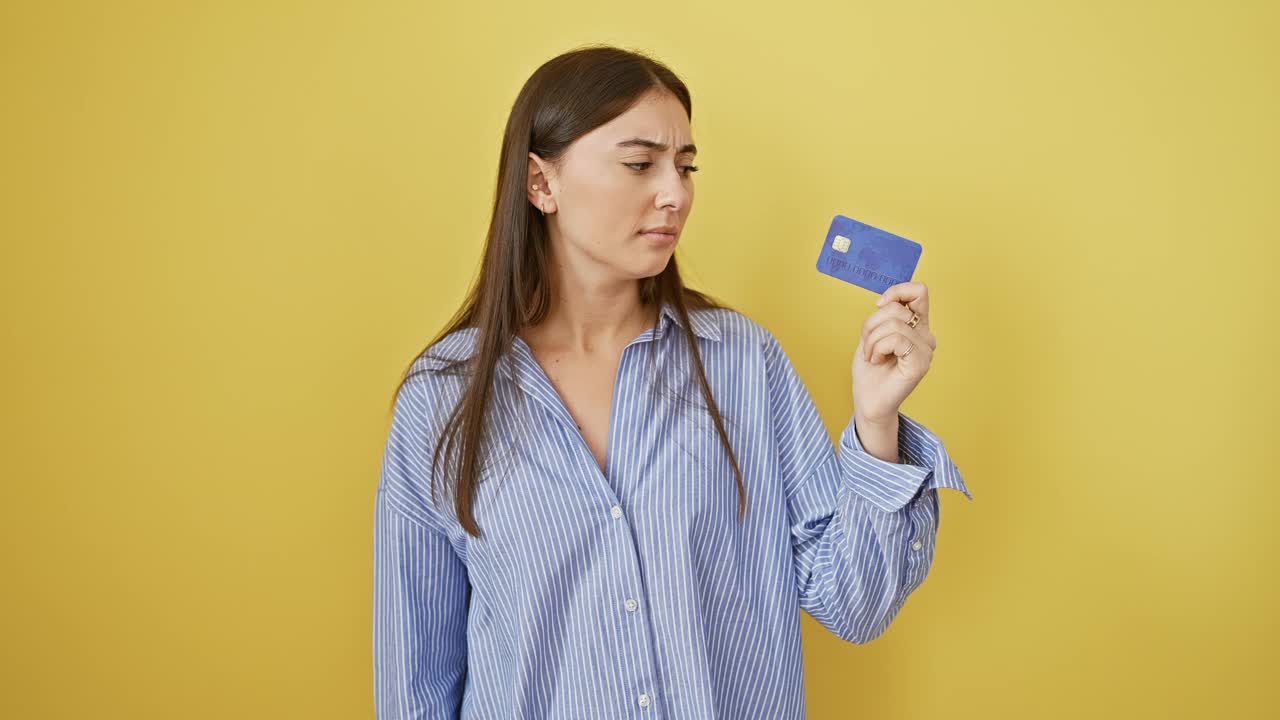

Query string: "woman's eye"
[624, 162, 700, 176]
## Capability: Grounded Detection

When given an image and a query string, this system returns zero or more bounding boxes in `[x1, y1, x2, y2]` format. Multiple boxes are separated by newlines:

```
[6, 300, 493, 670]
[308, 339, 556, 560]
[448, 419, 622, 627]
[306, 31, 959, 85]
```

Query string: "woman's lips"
[639, 230, 677, 243]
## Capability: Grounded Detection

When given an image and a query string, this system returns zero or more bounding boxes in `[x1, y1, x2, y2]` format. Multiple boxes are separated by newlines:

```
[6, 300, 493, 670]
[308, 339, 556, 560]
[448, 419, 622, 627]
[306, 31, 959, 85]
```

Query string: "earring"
[532, 184, 539, 189]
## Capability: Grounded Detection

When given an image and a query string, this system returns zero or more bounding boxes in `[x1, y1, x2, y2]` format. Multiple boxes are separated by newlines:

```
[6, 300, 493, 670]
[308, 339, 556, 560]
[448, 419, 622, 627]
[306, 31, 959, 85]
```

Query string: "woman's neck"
[521, 287, 656, 355]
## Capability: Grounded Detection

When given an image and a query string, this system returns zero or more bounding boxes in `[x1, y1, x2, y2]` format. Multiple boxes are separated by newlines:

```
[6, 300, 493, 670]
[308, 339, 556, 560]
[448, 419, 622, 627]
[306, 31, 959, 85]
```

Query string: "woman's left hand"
[852, 281, 937, 422]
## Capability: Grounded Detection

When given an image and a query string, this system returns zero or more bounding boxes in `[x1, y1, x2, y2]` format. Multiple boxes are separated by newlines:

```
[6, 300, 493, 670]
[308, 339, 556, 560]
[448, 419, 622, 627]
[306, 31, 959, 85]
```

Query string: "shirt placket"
[509, 328, 669, 717]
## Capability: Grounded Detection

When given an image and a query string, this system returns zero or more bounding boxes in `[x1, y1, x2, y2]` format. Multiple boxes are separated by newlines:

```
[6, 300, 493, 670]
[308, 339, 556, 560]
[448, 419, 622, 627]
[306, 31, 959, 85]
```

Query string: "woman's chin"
[625, 252, 673, 279]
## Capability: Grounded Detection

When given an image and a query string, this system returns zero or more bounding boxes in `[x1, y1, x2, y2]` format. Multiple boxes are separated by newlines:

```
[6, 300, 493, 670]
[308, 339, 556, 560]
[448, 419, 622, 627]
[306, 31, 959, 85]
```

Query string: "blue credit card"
[815, 214, 922, 294]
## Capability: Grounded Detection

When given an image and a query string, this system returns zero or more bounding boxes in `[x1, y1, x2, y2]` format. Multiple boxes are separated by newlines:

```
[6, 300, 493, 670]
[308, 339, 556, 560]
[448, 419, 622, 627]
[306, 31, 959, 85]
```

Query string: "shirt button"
[624, 598, 638, 613]
[610, 505, 623, 519]
[911, 539, 923, 551]
[637, 693, 651, 708]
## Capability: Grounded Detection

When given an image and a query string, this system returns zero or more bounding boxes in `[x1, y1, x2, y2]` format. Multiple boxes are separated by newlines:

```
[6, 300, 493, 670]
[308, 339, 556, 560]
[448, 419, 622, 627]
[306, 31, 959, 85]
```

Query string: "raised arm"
[765, 331, 973, 644]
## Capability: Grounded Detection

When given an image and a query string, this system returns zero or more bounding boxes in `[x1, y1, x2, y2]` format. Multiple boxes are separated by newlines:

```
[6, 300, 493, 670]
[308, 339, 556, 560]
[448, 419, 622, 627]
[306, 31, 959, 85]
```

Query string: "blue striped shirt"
[373, 301, 973, 719]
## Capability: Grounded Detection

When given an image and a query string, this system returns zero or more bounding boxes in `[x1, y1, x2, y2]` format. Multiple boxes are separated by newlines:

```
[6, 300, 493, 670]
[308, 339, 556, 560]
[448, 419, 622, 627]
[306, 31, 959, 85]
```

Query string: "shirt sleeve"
[762, 330, 973, 645]
[373, 373, 470, 719]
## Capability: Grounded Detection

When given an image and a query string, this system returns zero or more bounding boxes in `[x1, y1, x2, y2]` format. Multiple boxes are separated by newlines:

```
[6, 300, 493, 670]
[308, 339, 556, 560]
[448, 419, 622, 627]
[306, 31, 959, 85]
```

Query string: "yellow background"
[2, 1, 1276, 717]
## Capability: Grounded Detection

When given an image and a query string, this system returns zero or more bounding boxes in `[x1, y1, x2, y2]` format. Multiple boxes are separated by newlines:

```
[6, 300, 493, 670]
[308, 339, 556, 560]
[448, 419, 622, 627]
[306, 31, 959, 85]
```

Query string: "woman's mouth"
[639, 230, 677, 244]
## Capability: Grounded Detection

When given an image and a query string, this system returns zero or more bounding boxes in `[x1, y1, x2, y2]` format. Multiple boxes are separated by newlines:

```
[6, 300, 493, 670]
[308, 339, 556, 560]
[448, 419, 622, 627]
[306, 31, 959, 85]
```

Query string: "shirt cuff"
[838, 411, 974, 513]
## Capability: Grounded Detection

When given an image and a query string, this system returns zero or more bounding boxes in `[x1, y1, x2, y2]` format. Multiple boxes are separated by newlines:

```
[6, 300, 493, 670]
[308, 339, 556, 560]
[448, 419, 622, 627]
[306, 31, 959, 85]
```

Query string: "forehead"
[579, 91, 694, 152]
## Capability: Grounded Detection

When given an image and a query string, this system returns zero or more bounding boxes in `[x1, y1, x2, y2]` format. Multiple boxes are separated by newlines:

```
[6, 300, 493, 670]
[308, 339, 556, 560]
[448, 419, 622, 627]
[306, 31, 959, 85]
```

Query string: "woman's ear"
[526, 152, 556, 215]
[527, 151, 547, 207]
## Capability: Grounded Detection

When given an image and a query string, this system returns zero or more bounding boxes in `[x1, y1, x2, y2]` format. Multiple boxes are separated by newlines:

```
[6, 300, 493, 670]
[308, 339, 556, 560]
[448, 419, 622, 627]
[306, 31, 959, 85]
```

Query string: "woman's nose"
[655, 169, 690, 210]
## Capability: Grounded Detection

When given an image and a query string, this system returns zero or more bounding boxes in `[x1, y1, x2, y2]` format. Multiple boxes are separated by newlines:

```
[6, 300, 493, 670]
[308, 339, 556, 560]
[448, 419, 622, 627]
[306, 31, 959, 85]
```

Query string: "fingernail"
[875, 297, 885, 306]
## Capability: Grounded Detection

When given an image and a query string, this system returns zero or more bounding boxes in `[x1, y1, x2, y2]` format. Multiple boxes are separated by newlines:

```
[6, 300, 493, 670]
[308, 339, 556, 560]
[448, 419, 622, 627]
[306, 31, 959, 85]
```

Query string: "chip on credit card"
[815, 214, 922, 295]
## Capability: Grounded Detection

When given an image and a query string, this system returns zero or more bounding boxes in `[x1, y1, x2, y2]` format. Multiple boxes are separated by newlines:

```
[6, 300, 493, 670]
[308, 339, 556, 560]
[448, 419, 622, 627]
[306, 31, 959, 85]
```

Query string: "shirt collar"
[654, 300, 723, 343]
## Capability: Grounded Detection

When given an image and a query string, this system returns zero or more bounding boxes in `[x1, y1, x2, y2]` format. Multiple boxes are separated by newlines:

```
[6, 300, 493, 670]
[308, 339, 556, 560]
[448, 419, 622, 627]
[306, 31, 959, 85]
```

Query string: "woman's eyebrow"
[615, 137, 697, 155]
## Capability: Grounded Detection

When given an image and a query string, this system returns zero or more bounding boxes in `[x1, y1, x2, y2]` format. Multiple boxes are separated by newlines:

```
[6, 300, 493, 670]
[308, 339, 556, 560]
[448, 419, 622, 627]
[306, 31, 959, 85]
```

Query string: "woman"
[373, 44, 972, 719]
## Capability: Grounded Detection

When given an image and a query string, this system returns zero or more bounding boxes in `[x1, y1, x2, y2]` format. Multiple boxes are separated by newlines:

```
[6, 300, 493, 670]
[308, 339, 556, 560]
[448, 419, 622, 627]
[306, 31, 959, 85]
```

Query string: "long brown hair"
[391, 43, 745, 539]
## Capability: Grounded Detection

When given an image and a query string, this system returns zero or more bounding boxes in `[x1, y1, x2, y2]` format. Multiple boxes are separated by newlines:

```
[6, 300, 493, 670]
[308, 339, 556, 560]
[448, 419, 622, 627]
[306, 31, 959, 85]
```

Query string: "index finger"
[876, 281, 929, 317]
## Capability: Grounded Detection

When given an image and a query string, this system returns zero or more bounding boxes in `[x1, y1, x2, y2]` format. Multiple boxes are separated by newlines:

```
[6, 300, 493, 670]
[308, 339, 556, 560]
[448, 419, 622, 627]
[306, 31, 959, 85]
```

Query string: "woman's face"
[528, 89, 697, 283]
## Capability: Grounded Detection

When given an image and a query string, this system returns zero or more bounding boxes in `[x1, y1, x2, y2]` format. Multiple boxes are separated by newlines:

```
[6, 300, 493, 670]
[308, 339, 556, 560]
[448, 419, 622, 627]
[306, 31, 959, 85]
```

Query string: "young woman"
[373, 44, 972, 719]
